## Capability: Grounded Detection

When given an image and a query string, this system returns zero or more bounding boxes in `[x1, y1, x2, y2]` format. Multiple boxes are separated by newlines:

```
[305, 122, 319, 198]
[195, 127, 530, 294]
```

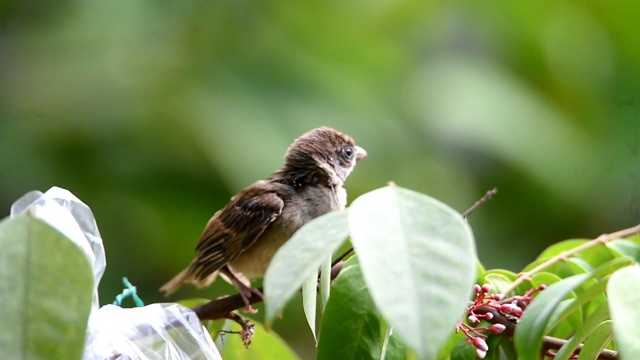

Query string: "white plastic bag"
[11, 186, 106, 310]
[83, 303, 221, 360]
[11, 187, 222, 360]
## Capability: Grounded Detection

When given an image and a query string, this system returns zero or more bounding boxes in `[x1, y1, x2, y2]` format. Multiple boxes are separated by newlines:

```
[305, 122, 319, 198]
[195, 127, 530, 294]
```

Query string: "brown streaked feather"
[188, 184, 285, 281]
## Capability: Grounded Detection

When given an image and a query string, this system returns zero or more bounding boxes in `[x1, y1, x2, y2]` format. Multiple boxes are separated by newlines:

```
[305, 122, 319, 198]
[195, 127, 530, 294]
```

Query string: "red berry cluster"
[456, 283, 547, 358]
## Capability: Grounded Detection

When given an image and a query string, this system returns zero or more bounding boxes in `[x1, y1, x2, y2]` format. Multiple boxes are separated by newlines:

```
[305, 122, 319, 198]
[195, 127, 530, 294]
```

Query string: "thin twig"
[332, 248, 353, 267]
[462, 188, 498, 219]
[500, 224, 640, 296]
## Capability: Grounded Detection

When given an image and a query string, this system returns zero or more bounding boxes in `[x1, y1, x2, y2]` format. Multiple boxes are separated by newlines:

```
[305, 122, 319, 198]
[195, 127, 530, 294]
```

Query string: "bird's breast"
[229, 226, 291, 279]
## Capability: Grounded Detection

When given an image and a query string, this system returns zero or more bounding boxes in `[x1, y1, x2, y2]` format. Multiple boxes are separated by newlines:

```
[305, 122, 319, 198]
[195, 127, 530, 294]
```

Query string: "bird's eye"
[343, 147, 354, 158]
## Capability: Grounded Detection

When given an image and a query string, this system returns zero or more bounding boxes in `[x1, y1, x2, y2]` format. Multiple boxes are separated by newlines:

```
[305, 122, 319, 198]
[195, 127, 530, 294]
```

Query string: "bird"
[160, 127, 366, 311]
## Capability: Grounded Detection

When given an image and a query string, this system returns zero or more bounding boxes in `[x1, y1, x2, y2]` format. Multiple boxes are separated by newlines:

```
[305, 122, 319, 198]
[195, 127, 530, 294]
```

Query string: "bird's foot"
[237, 284, 263, 314]
[220, 266, 264, 313]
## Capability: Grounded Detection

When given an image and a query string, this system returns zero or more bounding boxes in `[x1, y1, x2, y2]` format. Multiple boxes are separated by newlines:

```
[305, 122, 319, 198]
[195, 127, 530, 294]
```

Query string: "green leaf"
[220, 321, 299, 360]
[527, 272, 583, 339]
[0, 215, 94, 360]
[342, 254, 360, 268]
[576, 244, 618, 268]
[383, 326, 408, 360]
[523, 241, 624, 278]
[317, 265, 385, 360]
[606, 239, 640, 262]
[522, 258, 589, 280]
[577, 320, 612, 360]
[475, 260, 486, 279]
[514, 273, 591, 360]
[481, 269, 518, 294]
[320, 255, 332, 309]
[348, 185, 476, 360]
[608, 265, 640, 359]
[591, 256, 635, 278]
[498, 338, 518, 360]
[554, 301, 610, 360]
[535, 239, 588, 261]
[484, 335, 506, 360]
[449, 333, 478, 360]
[529, 271, 562, 288]
[567, 257, 594, 273]
[626, 234, 640, 244]
[546, 279, 609, 338]
[437, 332, 467, 360]
[264, 210, 349, 324]
[301, 270, 318, 342]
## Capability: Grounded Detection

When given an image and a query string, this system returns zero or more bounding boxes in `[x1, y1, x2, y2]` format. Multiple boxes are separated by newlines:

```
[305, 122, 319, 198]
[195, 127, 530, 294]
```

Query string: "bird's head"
[284, 127, 366, 184]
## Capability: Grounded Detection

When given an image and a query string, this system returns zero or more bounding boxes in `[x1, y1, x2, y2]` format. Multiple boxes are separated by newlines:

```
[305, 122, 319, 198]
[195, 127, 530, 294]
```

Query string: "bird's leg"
[220, 312, 255, 348]
[220, 266, 263, 313]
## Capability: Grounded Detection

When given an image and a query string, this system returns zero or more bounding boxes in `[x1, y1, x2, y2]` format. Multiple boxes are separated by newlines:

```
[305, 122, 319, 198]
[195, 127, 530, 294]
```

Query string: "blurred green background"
[1, 0, 639, 357]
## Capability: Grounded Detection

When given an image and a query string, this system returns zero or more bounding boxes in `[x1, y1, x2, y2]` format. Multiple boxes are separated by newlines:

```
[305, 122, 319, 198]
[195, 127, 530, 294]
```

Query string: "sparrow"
[160, 127, 366, 311]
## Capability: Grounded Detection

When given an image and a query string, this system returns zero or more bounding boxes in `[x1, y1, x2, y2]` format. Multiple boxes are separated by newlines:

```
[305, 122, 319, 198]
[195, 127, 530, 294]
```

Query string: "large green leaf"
[348, 185, 476, 359]
[317, 265, 386, 360]
[264, 210, 349, 324]
[514, 273, 591, 360]
[0, 215, 94, 360]
[608, 265, 640, 359]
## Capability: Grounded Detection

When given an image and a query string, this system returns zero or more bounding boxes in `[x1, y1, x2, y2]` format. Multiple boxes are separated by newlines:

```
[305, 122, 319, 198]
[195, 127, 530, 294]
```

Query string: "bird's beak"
[355, 146, 367, 161]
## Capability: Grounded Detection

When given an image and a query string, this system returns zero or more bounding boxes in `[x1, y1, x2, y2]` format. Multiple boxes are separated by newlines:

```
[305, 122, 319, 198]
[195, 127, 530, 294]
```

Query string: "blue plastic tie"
[113, 277, 145, 307]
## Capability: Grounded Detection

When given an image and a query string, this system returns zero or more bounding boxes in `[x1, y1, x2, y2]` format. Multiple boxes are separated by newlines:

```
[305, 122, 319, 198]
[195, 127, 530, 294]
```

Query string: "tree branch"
[192, 288, 264, 321]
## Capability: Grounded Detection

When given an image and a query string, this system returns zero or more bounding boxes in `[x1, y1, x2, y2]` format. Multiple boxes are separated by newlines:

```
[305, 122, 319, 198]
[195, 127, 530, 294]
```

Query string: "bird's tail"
[159, 267, 220, 296]
[159, 268, 190, 297]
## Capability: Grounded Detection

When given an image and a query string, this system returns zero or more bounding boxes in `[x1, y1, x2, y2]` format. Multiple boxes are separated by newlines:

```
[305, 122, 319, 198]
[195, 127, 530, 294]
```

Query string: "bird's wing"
[188, 186, 285, 280]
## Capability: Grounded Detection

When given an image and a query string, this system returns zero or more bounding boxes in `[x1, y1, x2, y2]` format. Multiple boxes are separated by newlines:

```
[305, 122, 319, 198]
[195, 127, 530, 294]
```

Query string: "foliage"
[266, 184, 476, 359]
[3, 185, 640, 359]
[262, 185, 640, 359]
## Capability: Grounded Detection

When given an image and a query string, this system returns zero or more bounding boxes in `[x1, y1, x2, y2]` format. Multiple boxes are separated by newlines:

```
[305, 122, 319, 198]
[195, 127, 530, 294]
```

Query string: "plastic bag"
[11, 186, 106, 310]
[10, 187, 221, 360]
[83, 303, 221, 360]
